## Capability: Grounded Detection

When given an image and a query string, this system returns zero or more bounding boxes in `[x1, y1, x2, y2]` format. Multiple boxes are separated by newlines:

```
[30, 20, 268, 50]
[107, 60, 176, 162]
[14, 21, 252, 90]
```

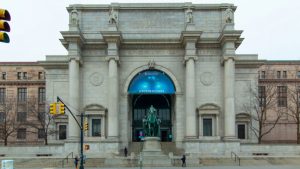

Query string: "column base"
[66, 136, 80, 142]
[184, 136, 198, 142]
[106, 136, 119, 142]
[222, 136, 239, 142]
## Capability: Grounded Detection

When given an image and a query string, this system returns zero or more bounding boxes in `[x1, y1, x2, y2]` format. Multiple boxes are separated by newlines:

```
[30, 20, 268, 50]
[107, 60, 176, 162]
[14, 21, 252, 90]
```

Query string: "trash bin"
[1, 160, 13, 169]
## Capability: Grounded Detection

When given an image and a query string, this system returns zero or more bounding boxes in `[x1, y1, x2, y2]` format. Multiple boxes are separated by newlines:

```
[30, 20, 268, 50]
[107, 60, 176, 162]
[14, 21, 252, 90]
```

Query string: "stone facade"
[40, 3, 262, 156]
[259, 61, 300, 143]
[0, 62, 45, 145]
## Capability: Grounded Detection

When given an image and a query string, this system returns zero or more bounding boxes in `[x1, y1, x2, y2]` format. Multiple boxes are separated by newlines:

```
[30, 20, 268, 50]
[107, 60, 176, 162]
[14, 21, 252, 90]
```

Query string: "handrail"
[61, 152, 74, 168]
[231, 152, 240, 166]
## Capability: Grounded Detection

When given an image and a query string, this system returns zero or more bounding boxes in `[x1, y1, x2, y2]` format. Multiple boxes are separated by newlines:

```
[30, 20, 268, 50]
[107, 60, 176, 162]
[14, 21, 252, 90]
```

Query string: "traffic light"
[49, 103, 57, 115]
[0, 9, 10, 43]
[84, 120, 89, 131]
[59, 103, 65, 114]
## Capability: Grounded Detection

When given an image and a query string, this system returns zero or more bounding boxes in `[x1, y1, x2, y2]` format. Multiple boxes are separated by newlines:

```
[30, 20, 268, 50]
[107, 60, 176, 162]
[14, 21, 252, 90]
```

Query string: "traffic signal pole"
[56, 96, 84, 169]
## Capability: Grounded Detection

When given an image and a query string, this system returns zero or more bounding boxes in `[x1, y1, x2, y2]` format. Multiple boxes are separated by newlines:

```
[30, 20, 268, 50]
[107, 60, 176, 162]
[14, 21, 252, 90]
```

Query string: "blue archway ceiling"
[128, 70, 175, 94]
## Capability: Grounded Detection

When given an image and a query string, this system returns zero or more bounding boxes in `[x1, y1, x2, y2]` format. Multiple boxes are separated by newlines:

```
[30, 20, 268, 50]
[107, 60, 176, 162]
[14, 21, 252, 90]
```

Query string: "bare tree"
[286, 84, 300, 143]
[0, 98, 23, 146]
[244, 83, 282, 144]
[26, 98, 57, 145]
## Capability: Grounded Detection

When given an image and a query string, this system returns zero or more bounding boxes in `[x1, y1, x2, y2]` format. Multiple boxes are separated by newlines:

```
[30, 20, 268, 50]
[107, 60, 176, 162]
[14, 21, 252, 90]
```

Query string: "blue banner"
[128, 70, 175, 94]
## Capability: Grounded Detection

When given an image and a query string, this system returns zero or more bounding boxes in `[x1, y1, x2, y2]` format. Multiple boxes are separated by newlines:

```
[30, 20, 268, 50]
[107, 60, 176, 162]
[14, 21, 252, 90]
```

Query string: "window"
[237, 124, 246, 139]
[258, 86, 266, 107]
[17, 88, 27, 102]
[38, 129, 45, 139]
[0, 88, 5, 103]
[0, 112, 5, 122]
[38, 87, 45, 103]
[278, 86, 287, 107]
[17, 72, 22, 80]
[2, 72, 6, 80]
[17, 112, 27, 122]
[260, 71, 265, 79]
[203, 118, 212, 136]
[17, 128, 26, 139]
[283, 71, 287, 78]
[23, 72, 27, 79]
[92, 119, 101, 137]
[297, 71, 300, 78]
[38, 112, 45, 121]
[59, 125, 67, 140]
[38, 72, 43, 80]
[277, 71, 281, 78]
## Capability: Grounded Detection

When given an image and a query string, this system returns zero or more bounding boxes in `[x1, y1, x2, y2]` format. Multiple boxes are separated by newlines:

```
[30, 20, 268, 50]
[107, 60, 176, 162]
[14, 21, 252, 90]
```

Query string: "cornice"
[38, 61, 68, 69]
[180, 31, 202, 46]
[67, 3, 236, 11]
[0, 80, 45, 86]
[259, 79, 300, 83]
[101, 31, 123, 46]
[235, 60, 265, 68]
[60, 31, 85, 49]
[218, 30, 243, 48]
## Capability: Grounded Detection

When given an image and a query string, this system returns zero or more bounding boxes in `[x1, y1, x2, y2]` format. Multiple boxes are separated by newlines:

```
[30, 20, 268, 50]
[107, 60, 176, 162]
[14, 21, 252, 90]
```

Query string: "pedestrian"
[74, 156, 79, 169]
[124, 147, 128, 157]
[181, 154, 186, 167]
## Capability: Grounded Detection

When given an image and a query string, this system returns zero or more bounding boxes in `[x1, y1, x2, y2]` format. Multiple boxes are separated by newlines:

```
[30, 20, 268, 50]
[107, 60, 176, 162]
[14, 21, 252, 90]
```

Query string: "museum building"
[40, 3, 262, 156]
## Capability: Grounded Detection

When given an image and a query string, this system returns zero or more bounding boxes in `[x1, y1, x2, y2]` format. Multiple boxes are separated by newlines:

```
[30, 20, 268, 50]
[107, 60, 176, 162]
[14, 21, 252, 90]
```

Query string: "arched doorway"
[128, 70, 175, 142]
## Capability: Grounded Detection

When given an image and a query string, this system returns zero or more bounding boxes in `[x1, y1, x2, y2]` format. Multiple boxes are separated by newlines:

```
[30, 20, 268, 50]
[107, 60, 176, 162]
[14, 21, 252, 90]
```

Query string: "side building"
[259, 61, 300, 143]
[0, 62, 46, 145]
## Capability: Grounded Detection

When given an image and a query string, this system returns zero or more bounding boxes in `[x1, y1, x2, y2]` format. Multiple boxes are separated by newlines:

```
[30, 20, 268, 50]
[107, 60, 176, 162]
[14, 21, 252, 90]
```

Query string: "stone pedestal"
[141, 137, 171, 166]
[142, 137, 162, 155]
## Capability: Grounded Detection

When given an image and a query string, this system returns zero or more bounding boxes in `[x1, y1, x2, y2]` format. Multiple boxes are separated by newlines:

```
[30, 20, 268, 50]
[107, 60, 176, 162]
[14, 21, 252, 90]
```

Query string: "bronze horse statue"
[143, 105, 161, 137]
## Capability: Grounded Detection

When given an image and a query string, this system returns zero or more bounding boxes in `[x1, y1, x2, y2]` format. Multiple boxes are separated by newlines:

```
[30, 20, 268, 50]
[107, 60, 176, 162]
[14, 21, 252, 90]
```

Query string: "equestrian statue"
[142, 105, 161, 137]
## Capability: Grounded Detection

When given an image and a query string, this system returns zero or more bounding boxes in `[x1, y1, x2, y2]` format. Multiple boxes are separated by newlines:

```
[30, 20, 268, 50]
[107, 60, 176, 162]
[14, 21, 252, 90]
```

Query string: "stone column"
[223, 56, 236, 140]
[185, 55, 197, 138]
[102, 31, 122, 141]
[68, 42, 81, 140]
[181, 31, 201, 139]
[107, 55, 119, 140]
[219, 25, 242, 140]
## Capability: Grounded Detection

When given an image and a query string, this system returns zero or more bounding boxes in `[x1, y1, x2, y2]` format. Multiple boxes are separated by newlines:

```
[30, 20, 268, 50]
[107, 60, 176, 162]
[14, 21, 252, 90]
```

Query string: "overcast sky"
[1, 0, 299, 61]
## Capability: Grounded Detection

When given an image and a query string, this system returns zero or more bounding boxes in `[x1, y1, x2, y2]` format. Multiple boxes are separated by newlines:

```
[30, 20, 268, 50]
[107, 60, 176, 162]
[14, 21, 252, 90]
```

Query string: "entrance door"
[132, 94, 172, 142]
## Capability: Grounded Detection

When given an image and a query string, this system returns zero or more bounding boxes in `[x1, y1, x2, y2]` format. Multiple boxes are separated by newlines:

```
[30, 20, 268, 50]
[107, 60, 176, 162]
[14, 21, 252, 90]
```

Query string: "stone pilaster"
[181, 31, 201, 140]
[102, 31, 122, 141]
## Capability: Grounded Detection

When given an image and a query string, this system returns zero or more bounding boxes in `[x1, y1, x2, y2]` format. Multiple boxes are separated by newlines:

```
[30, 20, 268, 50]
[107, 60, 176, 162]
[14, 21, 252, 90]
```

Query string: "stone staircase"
[3, 156, 300, 168]
[129, 141, 184, 156]
[161, 142, 184, 156]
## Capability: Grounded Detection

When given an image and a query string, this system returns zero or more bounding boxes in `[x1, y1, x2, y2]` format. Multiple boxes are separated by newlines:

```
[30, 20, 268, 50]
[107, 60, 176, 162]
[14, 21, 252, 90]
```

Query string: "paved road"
[21, 166, 299, 169]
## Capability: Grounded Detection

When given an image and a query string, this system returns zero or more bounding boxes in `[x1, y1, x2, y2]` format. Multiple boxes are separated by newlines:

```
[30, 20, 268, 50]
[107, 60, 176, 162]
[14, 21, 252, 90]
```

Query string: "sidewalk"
[21, 166, 300, 169]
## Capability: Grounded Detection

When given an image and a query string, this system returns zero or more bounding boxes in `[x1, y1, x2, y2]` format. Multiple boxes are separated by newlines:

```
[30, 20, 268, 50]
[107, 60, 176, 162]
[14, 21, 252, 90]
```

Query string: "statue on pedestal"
[185, 8, 193, 24]
[108, 7, 118, 24]
[142, 105, 161, 137]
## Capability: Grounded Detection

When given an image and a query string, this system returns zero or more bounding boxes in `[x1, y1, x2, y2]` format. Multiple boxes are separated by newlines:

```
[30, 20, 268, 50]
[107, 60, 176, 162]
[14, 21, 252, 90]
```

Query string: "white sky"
[0, 0, 299, 61]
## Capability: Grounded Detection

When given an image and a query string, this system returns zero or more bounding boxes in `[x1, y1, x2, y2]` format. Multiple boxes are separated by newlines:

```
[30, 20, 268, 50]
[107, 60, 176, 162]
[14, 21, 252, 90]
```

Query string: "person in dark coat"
[181, 154, 186, 167]
[124, 147, 128, 157]
[74, 156, 79, 169]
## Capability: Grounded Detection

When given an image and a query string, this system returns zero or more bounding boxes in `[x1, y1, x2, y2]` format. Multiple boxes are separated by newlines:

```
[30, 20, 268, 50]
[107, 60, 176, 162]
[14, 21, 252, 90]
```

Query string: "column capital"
[105, 55, 119, 62]
[184, 55, 198, 62]
[220, 55, 235, 65]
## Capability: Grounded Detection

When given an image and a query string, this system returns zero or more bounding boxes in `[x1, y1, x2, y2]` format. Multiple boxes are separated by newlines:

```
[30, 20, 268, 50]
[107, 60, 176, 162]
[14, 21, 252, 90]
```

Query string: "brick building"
[0, 62, 46, 145]
[259, 61, 300, 143]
